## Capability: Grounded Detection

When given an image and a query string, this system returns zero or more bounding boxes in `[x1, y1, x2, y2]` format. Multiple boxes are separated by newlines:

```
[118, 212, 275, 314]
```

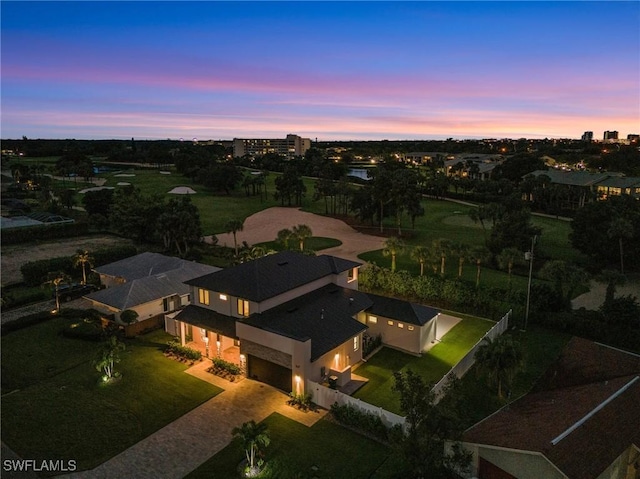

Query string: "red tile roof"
[464, 338, 640, 479]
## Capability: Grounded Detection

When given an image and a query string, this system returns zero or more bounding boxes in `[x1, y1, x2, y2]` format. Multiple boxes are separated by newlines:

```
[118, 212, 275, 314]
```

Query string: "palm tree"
[497, 247, 523, 289]
[74, 249, 94, 285]
[225, 218, 245, 256]
[475, 335, 523, 399]
[43, 271, 71, 312]
[382, 237, 405, 272]
[450, 241, 470, 279]
[470, 246, 491, 288]
[292, 224, 313, 252]
[232, 420, 270, 477]
[276, 228, 293, 249]
[607, 216, 633, 274]
[410, 246, 430, 276]
[431, 238, 451, 276]
[540, 260, 588, 308]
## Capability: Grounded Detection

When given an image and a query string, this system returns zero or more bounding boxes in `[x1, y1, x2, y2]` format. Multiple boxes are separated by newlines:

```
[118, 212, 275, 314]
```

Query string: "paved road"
[1, 298, 90, 325]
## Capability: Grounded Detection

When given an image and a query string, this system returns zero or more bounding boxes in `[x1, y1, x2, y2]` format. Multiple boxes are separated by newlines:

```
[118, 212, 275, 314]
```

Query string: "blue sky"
[2, 1, 639, 140]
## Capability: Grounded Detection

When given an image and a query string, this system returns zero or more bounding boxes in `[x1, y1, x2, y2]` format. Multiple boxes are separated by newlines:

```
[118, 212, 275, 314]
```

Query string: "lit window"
[368, 315, 378, 324]
[348, 267, 358, 282]
[353, 336, 359, 351]
[198, 288, 210, 305]
[398, 323, 404, 329]
[219, 294, 227, 301]
[387, 320, 394, 326]
[408, 325, 415, 331]
[237, 299, 249, 317]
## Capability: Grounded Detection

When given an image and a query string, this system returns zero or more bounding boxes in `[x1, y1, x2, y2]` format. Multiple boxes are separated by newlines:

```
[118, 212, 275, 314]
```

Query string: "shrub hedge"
[1, 222, 89, 245]
[330, 402, 394, 443]
[166, 340, 202, 361]
[211, 357, 242, 375]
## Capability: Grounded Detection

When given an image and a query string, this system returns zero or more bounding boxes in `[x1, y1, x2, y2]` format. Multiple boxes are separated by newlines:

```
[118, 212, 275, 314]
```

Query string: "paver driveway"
[59, 362, 325, 479]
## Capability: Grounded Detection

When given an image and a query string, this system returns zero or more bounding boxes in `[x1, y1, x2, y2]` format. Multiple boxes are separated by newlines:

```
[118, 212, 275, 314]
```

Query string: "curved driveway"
[207, 207, 385, 262]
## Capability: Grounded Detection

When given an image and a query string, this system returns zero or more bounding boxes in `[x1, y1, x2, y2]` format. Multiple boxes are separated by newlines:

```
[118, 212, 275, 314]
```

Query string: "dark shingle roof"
[87, 261, 219, 310]
[365, 293, 439, 326]
[464, 339, 640, 479]
[186, 251, 360, 302]
[173, 305, 237, 338]
[526, 169, 613, 186]
[94, 252, 198, 282]
[243, 284, 370, 361]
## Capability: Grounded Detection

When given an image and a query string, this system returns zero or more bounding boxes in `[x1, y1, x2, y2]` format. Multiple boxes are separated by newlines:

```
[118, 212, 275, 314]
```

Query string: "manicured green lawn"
[186, 413, 391, 479]
[1, 320, 222, 472]
[353, 316, 494, 414]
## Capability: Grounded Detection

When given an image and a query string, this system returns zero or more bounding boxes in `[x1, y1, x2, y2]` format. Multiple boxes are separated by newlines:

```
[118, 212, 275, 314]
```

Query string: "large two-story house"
[166, 251, 440, 395]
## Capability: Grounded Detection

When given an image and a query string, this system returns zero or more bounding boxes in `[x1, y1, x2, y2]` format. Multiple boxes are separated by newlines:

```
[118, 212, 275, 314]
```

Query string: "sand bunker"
[160, 171, 171, 175]
[114, 174, 136, 177]
[79, 186, 115, 194]
[168, 186, 197, 194]
[117, 182, 131, 186]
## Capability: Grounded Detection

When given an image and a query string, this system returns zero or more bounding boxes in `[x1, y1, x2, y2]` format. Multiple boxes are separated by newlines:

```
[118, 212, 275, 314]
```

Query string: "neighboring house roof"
[94, 252, 199, 282]
[186, 251, 361, 303]
[87, 260, 219, 310]
[174, 305, 237, 338]
[463, 338, 640, 479]
[365, 292, 439, 326]
[244, 284, 371, 361]
[595, 176, 640, 188]
[526, 169, 613, 187]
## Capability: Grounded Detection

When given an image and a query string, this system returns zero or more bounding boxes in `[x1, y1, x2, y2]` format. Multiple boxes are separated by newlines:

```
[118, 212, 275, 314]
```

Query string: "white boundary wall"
[431, 309, 512, 402]
[307, 380, 406, 428]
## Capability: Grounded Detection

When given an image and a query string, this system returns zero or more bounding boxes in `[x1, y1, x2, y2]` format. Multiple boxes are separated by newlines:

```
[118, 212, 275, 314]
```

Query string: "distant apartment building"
[581, 131, 593, 141]
[627, 134, 639, 142]
[603, 130, 619, 141]
[233, 134, 311, 159]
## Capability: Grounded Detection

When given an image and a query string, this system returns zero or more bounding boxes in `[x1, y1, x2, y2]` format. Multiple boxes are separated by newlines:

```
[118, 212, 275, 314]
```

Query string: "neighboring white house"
[85, 252, 219, 327]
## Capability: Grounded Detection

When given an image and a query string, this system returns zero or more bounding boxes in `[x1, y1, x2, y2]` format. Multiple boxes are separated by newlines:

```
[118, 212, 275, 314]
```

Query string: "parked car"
[53, 283, 97, 302]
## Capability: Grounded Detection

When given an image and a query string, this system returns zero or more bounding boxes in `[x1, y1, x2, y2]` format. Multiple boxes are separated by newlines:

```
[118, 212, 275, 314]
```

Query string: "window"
[198, 288, 210, 306]
[408, 325, 415, 331]
[353, 336, 359, 351]
[387, 320, 394, 326]
[219, 294, 227, 301]
[398, 323, 404, 329]
[368, 315, 378, 324]
[237, 299, 249, 317]
[348, 267, 358, 283]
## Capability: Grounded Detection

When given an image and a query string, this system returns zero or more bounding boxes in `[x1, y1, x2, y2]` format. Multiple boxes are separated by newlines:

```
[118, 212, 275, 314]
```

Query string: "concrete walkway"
[59, 362, 325, 479]
[207, 207, 385, 263]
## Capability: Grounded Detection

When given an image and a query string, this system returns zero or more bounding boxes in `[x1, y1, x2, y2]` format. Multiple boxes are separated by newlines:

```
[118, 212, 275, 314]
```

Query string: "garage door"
[247, 355, 292, 392]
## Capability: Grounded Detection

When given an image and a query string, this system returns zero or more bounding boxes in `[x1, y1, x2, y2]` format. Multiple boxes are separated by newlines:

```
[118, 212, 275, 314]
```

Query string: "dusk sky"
[2, 1, 639, 141]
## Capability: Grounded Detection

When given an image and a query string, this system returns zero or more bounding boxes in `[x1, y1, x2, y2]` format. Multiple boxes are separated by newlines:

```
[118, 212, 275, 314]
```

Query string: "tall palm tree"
[74, 249, 94, 285]
[225, 218, 245, 256]
[410, 246, 430, 276]
[292, 224, 313, 252]
[383, 237, 405, 272]
[431, 238, 451, 276]
[232, 420, 270, 477]
[450, 241, 470, 279]
[470, 246, 491, 288]
[497, 247, 523, 289]
[44, 271, 71, 312]
[607, 216, 633, 274]
[475, 335, 523, 399]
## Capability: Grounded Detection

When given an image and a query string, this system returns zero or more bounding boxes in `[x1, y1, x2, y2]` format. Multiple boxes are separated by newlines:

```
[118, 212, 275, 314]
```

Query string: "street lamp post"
[524, 235, 537, 331]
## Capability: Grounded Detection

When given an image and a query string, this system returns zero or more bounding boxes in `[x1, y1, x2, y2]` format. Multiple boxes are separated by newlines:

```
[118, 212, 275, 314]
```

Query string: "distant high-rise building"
[603, 130, 619, 141]
[581, 131, 593, 141]
[627, 134, 639, 142]
[233, 134, 311, 159]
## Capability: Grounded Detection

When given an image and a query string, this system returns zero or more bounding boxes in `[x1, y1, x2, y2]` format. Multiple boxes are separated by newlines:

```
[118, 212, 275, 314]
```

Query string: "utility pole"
[523, 235, 537, 331]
